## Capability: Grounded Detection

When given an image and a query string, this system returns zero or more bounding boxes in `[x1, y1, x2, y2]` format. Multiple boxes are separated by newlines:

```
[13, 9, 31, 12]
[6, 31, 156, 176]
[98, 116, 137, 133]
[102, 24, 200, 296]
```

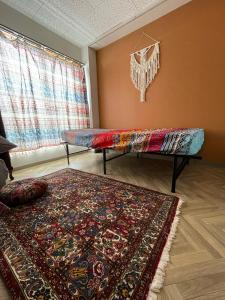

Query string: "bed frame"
[64, 142, 202, 193]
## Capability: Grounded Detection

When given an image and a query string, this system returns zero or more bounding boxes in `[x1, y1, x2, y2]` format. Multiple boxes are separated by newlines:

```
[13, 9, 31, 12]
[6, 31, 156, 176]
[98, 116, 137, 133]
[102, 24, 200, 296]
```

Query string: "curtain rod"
[0, 24, 85, 66]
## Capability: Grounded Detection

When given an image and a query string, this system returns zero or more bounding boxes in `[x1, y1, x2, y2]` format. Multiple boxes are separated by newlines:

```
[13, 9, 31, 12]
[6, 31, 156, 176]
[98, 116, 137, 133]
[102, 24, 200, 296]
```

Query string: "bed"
[61, 128, 204, 192]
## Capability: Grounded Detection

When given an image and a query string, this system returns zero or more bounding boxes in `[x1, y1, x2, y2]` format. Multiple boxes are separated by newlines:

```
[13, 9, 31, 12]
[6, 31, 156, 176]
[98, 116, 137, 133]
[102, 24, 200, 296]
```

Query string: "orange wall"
[97, 0, 225, 163]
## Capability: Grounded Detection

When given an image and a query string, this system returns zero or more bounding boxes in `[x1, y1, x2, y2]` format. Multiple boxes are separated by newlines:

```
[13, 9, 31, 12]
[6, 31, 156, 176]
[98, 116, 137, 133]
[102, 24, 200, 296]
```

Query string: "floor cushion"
[0, 201, 10, 216]
[0, 178, 48, 207]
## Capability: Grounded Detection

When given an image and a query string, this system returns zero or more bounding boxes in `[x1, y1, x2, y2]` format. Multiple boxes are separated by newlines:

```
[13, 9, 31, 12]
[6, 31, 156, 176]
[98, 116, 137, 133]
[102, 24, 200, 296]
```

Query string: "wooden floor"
[1, 151, 225, 300]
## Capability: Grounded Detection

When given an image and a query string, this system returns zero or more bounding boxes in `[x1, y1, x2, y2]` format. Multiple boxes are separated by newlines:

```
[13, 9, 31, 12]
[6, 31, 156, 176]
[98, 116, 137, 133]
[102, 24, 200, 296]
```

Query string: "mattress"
[62, 128, 204, 156]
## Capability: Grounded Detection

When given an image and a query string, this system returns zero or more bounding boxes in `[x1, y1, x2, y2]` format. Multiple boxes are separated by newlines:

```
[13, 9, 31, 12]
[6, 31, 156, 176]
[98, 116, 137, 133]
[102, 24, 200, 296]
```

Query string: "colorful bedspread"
[62, 128, 204, 155]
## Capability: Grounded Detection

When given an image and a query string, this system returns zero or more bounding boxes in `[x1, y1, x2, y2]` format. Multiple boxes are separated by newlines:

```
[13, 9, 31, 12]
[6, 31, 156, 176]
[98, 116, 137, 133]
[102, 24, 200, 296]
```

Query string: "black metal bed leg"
[66, 143, 70, 165]
[9, 169, 14, 180]
[103, 148, 106, 175]
[171, 156, 177, 193]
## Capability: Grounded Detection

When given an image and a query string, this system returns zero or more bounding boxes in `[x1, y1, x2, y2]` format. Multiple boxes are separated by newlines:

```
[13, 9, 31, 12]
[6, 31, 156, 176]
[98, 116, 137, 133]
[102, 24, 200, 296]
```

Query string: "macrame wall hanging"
[130, 32, 160, 102]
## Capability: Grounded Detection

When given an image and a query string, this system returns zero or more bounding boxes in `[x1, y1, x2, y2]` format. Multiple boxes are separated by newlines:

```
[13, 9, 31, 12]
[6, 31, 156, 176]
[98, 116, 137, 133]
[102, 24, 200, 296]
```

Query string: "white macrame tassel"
[130, 43, 160, 102]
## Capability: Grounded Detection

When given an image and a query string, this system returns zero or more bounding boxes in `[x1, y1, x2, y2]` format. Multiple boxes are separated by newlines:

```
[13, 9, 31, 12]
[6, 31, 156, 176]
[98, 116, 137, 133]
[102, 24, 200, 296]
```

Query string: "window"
[0, 28, 90, 152]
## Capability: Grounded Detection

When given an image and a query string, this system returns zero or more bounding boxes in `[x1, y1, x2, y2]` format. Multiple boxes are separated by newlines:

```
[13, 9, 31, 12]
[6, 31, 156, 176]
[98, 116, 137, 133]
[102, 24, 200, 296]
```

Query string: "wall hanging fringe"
[130, 33, 160, 102]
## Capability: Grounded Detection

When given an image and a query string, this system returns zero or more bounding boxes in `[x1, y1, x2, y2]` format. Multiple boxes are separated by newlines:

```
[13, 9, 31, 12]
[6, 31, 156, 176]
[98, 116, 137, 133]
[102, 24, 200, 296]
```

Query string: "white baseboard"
[11, 145, 87, 169]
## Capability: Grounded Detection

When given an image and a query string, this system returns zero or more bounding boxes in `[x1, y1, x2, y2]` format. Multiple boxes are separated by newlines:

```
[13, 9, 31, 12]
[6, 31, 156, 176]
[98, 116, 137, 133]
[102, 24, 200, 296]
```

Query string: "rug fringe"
[147, 197, 184, 300]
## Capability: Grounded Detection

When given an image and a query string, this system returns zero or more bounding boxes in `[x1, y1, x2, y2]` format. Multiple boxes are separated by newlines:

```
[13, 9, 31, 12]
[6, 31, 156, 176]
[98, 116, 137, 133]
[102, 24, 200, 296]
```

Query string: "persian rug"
[0, 169, 182, 300]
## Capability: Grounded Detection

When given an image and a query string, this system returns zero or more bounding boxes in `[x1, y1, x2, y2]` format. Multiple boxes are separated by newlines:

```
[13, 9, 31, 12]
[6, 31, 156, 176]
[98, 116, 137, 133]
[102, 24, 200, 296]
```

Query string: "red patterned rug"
[0, 169, 182, 300]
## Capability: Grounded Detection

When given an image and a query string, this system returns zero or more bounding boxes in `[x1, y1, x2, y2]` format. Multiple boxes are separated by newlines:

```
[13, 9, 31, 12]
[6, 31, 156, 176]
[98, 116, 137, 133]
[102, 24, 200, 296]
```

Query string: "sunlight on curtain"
[0, 30, 90, 152]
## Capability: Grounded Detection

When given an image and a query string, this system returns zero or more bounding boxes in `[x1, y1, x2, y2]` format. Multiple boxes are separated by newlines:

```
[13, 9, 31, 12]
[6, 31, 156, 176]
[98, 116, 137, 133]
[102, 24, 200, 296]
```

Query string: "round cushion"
[0, 201, 10, 216]
[0, 178, 48, 207]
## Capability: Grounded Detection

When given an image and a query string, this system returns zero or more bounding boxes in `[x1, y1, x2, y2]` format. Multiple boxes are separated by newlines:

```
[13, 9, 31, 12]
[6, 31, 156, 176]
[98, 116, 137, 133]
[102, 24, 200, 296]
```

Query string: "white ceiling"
[1, 0, 191, 49]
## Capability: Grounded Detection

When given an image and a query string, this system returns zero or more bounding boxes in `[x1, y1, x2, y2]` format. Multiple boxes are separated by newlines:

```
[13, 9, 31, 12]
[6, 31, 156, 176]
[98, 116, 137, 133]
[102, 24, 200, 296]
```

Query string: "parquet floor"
[1, 151, 225, 300]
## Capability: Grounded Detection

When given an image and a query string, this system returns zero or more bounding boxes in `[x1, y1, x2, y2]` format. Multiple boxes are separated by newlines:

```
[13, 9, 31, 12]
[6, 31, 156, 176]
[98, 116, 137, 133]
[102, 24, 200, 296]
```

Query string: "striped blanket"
[62, 128, 204, 155]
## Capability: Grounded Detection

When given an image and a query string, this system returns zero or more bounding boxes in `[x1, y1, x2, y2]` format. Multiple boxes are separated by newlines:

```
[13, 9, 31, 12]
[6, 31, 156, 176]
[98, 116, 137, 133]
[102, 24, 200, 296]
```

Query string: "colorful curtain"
[0, 30, 90, 152]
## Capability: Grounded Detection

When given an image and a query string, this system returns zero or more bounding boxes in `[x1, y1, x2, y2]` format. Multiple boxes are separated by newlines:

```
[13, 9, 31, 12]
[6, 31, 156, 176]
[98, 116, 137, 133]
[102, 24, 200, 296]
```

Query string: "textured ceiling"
[1, 0, 167, 48]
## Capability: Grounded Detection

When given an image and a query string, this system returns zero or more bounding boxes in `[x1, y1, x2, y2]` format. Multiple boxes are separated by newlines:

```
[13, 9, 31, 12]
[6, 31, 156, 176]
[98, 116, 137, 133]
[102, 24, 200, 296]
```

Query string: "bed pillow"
[0, 178, 48, 207]
[0, 201, 10, 216]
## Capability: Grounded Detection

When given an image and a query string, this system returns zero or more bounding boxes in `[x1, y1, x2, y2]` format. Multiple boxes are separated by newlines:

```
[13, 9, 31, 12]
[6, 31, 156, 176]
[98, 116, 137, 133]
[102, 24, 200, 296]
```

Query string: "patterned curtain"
[0, 30, 90, 152]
